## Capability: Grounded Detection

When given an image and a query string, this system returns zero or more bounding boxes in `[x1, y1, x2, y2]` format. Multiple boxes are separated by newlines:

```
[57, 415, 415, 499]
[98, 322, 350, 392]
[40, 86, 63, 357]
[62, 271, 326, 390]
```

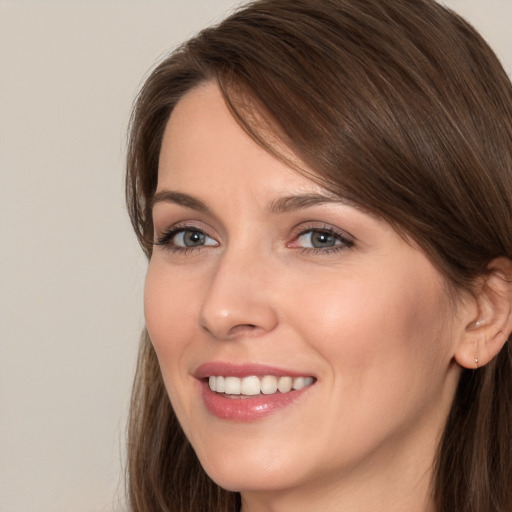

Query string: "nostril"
[200, 322, 261, 339]
[227, 324, 264, 338]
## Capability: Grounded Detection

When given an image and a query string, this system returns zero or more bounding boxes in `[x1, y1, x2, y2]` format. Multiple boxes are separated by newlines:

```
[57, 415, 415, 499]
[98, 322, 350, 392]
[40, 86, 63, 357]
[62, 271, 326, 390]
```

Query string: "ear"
[454, 257, 512, 369]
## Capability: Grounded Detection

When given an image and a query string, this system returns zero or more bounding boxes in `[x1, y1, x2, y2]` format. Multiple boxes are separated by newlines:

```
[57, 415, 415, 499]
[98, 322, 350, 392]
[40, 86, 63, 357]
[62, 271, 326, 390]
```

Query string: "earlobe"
[454, 257, 512, 370]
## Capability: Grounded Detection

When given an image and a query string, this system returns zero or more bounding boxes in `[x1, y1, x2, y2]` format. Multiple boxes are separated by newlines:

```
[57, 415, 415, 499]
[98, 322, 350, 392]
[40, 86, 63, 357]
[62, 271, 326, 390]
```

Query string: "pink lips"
[195, 362, 310, 379]
[194, 362, 315, 422]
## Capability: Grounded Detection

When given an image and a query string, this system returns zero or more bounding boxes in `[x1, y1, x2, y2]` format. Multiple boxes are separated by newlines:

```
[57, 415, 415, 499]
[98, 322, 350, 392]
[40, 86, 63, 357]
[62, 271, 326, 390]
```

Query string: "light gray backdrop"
[1, 1, 511, 511]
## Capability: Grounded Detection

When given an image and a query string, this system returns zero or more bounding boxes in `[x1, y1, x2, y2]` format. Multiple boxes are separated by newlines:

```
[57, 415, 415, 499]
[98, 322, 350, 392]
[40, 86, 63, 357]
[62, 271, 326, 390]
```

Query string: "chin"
[195, 442, 307, 493]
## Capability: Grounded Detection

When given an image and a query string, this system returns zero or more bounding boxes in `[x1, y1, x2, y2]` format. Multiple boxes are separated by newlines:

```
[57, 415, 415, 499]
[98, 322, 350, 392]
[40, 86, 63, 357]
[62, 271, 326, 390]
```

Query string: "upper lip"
[194, 362, 315, 379]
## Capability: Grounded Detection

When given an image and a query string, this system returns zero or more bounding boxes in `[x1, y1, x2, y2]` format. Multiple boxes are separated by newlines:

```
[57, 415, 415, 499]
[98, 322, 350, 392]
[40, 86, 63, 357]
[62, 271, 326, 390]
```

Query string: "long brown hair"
[126, 1, 512, 510]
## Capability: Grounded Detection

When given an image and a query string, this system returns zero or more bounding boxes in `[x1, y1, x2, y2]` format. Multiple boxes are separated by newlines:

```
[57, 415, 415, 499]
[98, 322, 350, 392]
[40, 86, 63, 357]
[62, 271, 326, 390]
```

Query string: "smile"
[208, 375, 315, 396]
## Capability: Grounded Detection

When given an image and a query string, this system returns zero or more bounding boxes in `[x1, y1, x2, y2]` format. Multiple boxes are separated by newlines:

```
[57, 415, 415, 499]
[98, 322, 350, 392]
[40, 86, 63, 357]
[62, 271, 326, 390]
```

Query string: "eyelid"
[287, 223, 355, 250]
[153, 220, 354, 255]
[153, 222, 219, 251]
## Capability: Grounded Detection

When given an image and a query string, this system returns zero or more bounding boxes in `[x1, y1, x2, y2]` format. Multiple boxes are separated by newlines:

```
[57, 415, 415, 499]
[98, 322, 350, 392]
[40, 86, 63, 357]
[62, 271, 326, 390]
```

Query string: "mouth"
[207, 375, 315, 397]
[195, 363, 317, 421]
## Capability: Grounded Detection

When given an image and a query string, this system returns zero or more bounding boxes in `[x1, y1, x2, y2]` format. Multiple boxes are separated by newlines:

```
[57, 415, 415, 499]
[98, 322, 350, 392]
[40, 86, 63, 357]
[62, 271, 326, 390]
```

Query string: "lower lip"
[200, 380, 313, 421]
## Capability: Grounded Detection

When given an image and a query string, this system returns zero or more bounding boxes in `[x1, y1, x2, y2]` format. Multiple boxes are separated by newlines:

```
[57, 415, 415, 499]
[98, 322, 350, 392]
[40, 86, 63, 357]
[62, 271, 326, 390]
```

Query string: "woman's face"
[145, 83, 463, 499]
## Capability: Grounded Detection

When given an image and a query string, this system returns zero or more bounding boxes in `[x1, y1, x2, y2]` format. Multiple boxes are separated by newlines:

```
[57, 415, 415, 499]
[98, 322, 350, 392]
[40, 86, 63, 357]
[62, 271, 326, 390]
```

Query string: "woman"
[125, 0, 512, 510]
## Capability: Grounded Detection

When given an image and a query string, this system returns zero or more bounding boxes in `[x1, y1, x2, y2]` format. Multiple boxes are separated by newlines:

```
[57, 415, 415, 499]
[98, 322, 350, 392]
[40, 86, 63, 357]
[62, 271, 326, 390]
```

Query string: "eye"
[289, 226, 354, 253]
[173, 229, 216, 247]
[155, 226, 218, 252]
[296, 230, 341, 249]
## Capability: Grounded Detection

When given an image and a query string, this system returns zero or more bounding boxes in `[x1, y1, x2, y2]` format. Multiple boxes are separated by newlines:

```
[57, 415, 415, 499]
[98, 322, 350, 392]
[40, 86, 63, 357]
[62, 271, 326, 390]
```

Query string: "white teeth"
[208, 374, 314, 396]
[292, 376, 305, 390]
[277, 376, 292, 393]
[292, 376, 315, 390]
[216, 376, 225, 393]
[261, 375, 278, 394]
[224, 376, 241, 394]
[241, 376, 260, 395]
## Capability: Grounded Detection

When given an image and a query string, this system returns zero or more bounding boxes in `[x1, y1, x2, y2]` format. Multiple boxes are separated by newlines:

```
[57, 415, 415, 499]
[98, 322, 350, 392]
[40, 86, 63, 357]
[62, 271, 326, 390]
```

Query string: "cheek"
[287, 262, 454, 454]
[144, 264, 171, 354]
[144, 261, 203, 421]
[143, 262, 197, 368]
[288, 260, 451, 385]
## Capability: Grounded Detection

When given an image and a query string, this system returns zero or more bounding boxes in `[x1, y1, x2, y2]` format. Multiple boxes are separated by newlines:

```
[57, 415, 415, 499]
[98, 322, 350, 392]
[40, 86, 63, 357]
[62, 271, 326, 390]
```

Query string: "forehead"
[157, 82, 327, 199]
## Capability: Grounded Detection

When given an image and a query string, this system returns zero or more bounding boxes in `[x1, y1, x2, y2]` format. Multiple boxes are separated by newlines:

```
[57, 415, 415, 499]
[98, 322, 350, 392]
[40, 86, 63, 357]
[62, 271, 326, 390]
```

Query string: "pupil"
[312, 232, 334, 247]
[185, 231, 204, 246]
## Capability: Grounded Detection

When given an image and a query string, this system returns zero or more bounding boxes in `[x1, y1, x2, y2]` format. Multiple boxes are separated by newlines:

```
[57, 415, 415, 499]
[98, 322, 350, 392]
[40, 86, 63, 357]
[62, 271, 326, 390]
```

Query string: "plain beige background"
[0, 1, 511, 511]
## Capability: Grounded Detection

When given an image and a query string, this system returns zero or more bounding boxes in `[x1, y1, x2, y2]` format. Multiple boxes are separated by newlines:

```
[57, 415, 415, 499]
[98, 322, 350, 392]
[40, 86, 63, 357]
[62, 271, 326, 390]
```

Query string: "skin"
[145, 82, 474, 512]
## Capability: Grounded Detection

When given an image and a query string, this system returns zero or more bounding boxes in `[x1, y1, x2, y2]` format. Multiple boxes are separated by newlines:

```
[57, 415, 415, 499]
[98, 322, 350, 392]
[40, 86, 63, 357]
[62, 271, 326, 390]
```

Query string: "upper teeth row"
[208, 375, 314, 395]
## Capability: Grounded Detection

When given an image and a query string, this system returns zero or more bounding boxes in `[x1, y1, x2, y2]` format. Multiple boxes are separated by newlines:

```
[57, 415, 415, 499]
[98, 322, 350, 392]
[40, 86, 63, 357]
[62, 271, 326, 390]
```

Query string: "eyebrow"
[267, 193, 352, 213]
[151, 190, 351, 214]
[151, 190, 210, 212]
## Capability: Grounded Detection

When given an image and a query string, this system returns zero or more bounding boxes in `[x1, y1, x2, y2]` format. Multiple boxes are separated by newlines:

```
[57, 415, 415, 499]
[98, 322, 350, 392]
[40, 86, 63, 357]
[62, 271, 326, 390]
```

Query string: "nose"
[198, 248, 279, 340]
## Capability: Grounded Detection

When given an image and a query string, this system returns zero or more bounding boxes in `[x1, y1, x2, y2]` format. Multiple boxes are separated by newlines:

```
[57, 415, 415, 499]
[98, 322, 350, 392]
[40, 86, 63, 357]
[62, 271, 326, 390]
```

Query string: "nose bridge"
[199, 241, 278, 340]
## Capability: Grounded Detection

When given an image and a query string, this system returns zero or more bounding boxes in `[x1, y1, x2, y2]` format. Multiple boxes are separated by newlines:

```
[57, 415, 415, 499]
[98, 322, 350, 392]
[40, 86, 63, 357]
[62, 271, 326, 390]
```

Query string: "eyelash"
[154, 225, 215, 254]
[290, 225, 354, 254]
[154, 224, 354, 255]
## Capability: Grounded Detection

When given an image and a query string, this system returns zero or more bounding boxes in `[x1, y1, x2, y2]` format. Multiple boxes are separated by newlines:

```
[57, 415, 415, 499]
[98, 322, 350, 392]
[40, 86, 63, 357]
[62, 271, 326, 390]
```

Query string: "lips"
[195, 362, 316, 421]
